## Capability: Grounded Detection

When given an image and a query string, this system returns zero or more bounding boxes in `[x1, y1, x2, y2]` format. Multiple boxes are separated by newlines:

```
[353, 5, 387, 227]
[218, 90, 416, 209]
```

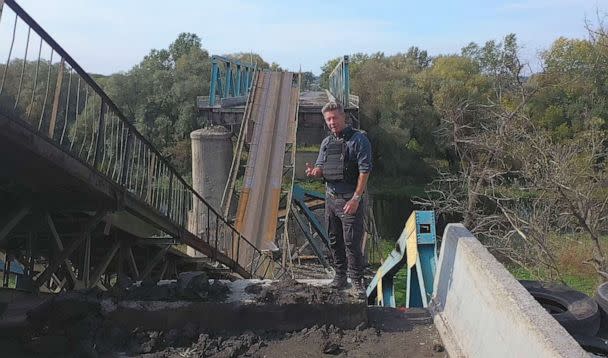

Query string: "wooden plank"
[286, 86, 299, 144]
[240, 71, 281, 250]
[222, 71, 260, 217]
[236, 72, 301, 254]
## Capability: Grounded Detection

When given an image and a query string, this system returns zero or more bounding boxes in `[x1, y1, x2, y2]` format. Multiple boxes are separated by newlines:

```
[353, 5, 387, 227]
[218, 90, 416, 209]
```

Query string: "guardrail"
[208, 55, 256, 107]
[328, 55, 350, 107]
[0, 0, 279, 279]
[431, 224, 585, 357]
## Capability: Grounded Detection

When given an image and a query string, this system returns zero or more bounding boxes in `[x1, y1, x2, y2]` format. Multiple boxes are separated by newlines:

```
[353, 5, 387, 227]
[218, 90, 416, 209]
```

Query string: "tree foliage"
[320, 31, 607, 282]
[97, 34, 279, 175]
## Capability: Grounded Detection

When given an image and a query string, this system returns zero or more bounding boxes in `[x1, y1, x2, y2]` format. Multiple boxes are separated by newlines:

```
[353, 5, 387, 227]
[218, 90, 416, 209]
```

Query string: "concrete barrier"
[430, 224, 586, 358]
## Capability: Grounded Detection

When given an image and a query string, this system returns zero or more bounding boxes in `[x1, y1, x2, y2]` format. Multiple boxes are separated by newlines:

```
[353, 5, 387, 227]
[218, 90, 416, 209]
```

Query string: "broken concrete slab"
[431, 224, 586, 358]
[0, 278, 444, 357]
[102, 277, 367, 332]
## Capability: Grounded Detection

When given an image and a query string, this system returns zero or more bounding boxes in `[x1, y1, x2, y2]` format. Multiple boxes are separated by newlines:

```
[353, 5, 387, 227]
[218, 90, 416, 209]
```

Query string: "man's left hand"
[343, 199, 359, 215]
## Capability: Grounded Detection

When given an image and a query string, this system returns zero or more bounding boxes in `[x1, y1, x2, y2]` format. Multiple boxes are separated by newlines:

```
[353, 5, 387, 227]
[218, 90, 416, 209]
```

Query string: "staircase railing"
[0, 0, 280, 279]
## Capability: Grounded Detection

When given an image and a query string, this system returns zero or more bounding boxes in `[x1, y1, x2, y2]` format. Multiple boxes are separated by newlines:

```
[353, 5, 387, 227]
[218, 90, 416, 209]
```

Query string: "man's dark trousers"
[325, 192, 365, 281]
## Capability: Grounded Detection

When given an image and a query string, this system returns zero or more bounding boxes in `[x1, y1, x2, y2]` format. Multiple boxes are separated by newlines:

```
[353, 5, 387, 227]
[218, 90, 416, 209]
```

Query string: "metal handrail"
[0, 0, 280, 278]
[328, 55, 350, 107]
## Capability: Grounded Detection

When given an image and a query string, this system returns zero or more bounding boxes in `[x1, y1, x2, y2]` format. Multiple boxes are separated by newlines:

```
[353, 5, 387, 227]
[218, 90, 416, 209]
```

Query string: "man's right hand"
[305, 162, 322, 178]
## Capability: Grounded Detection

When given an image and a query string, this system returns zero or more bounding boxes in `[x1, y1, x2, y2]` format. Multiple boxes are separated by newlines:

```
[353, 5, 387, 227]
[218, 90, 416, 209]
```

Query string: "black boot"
[330, 274, 347, 289]
[351, 278, 367, 301]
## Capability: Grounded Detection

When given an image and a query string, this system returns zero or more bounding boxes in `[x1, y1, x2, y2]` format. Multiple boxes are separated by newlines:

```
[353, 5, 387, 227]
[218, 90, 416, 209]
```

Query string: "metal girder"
[366, 211, 437, 308]
[209, 55, 256, 107]
[0, 206, 30, 245]
[127, 246, 139, 278]
[1, 0, 281, 282]
[158, 259, 169, 280]
[290, 203, 330, 269]
[34, 211, 105, 289]
[88, 239, 119, 288]
[82, 231, 91, 287]
[45, 213, 78, 284]
[50, 273, 67, 293]
[291, 185, 329, 249]
[139, 246, 169, 281]
[135, 238, 178, 246]
[328, 55, 350, 107]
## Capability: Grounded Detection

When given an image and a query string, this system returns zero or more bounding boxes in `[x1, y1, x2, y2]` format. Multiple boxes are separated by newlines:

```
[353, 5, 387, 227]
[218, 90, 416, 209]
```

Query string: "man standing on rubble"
[305, 101, 372, 299]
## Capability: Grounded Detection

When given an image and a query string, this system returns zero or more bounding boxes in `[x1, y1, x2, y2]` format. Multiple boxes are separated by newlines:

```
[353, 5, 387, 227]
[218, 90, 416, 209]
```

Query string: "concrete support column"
[188, 126, 233, 257]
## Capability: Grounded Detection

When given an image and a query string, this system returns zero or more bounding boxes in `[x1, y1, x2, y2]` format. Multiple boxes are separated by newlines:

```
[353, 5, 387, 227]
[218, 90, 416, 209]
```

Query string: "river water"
[371, 194, 453, 242]
[371, 194, 416, 241]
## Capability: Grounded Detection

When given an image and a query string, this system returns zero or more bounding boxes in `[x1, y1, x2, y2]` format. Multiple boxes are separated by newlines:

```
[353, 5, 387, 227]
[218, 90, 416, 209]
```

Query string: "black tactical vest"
[322, 127, 361, 185]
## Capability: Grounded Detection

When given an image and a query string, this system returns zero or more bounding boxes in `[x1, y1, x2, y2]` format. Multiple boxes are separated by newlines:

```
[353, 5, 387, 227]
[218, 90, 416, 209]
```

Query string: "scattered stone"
[253, 277, 349, 305]
[322, 339, 342, 355]
[26, 334, 69, 354]
[27, 290, 101, 328]
[433, 343, 445, 352]
[355, 322, 367, 331]
[244, 282, 263, 294]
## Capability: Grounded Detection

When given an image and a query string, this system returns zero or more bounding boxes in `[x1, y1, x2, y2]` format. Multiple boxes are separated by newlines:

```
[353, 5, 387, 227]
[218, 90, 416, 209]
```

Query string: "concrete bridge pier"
[189, 127, 233, 257]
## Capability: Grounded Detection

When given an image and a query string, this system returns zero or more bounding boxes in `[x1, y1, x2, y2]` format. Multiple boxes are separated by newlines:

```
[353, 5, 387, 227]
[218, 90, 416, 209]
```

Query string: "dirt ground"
[0, 270, 446, 357]
[133, 311, 445, 358]
[244, 276, 352, 304]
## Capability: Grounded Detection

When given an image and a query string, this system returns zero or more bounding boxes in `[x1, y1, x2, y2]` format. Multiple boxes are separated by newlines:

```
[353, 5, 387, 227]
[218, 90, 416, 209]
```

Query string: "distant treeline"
[318, 30, 607, 282]
[1, 25, 606, 281]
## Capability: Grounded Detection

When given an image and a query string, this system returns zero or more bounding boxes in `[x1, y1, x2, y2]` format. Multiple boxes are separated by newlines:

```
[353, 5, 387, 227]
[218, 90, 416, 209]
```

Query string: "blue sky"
[4, 0, 604, 75]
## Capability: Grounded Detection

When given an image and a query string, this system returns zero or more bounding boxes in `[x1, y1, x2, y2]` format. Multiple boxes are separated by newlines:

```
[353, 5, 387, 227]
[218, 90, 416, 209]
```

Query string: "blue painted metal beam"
[366, 210, 437, 308]
[208, 55, 257, 107]
[291, 185, 328, 246]
[328, 55, 350, 107]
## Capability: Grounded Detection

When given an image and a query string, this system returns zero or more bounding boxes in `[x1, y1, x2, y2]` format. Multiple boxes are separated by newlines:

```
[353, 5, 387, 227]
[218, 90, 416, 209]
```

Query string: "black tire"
[519, 280, 600, 337]
[595, 282, 608, 339]
[572, 335, 608, 356]
[596, 282, 608, 308]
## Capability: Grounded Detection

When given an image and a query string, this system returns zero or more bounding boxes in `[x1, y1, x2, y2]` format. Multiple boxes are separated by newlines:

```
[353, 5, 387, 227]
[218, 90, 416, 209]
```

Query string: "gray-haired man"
[305, 102, 372, 298]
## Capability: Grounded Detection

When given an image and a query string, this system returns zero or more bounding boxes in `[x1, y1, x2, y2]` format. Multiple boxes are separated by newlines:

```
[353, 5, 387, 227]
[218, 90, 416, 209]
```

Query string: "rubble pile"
[245, 276, 354, 304]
